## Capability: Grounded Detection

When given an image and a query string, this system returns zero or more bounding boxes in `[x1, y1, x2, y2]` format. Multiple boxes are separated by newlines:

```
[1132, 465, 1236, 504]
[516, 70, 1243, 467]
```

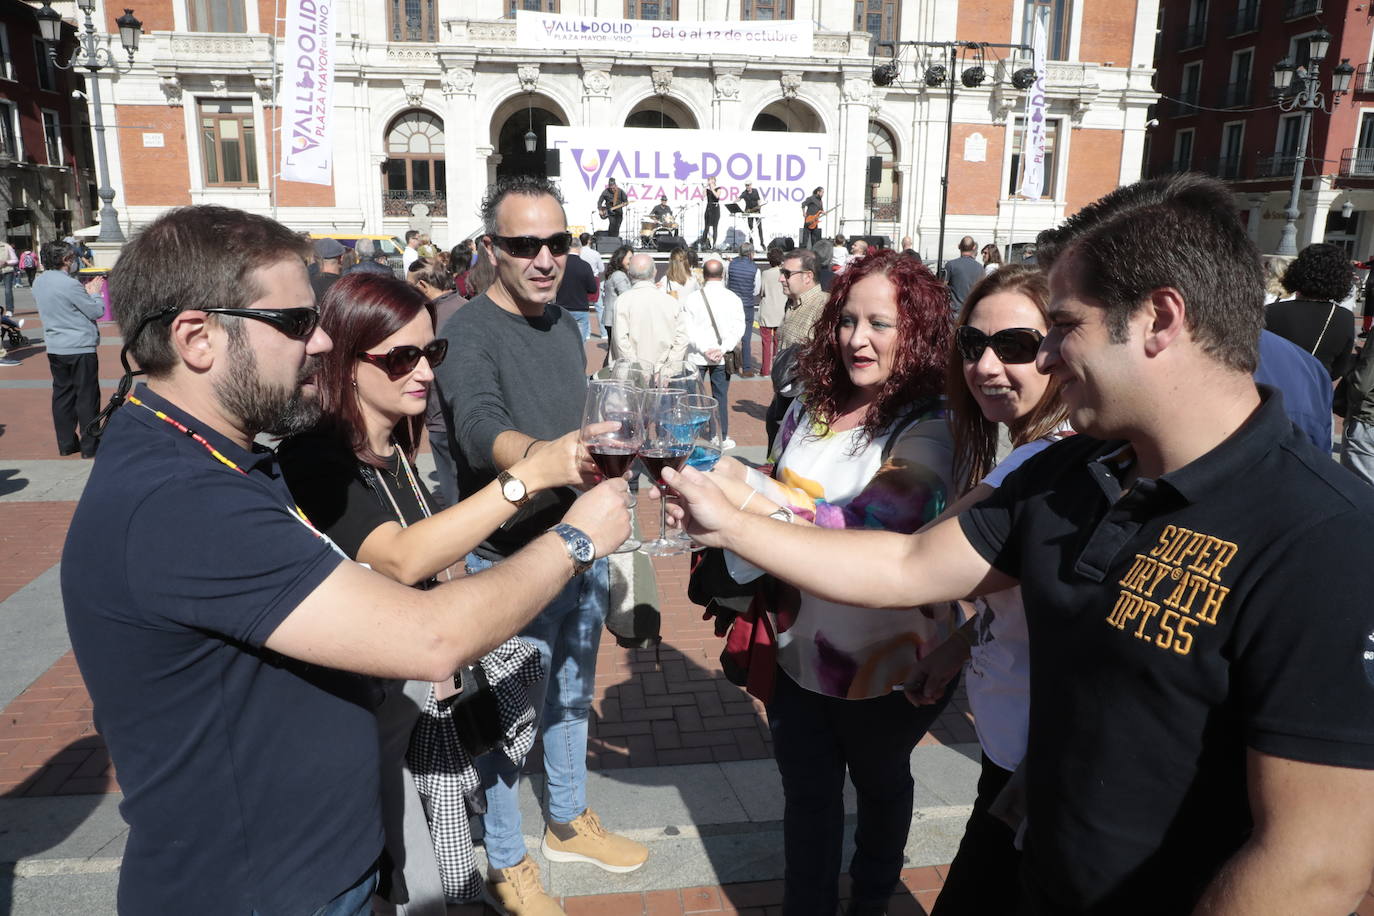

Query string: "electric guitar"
[598, 199, 627, 219]
[804, 207, 830, 230]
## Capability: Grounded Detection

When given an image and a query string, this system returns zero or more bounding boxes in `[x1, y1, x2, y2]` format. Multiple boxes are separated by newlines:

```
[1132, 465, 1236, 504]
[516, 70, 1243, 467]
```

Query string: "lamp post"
[874, 41, 1034, 277]
[34, 0, 142, 245]
[1271, 30, 1353, 257]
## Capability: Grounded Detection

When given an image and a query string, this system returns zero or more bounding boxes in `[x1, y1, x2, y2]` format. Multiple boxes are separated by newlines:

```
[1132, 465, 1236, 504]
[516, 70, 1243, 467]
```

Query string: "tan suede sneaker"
[540, 808, 649, 874]
[484, 856, 565, 916]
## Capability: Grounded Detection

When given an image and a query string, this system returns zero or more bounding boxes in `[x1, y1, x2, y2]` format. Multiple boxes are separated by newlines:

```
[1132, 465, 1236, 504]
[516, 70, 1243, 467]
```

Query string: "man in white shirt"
[681, 259, 744, 449]
[402, 229, 421, 272]
[614, 253, 688, 372]
[577, 234, 606, 337]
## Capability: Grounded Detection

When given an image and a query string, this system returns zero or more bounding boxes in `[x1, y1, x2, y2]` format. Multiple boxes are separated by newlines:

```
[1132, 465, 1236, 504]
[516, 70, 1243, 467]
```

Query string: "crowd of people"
[44, 167, 1374, 916]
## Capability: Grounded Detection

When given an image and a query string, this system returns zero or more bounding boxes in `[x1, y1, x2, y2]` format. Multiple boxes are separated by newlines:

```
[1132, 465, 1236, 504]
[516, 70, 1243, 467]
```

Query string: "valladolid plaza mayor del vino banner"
[549, 127, 831, 236]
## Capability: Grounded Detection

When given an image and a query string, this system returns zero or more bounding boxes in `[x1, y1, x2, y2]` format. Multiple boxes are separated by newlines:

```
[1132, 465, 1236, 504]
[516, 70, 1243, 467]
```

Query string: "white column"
[837, 73, 873, 238]
[438, 60, 480, 234]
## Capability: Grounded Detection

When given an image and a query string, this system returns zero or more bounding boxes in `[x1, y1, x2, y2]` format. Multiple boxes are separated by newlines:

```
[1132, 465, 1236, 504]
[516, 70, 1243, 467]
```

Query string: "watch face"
[573, 536, 595, 564]
[502, 477, 526, 502]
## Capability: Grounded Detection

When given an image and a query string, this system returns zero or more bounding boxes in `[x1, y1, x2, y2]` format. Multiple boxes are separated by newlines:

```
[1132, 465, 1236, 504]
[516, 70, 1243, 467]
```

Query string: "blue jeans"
[466, 552, 610, 869]
[253, 864, 378, 916]
[741, 306, 756, 372]
[767, 669, 955, 916]
[700, 365, 730, 439]
[569, 310, 590, 342]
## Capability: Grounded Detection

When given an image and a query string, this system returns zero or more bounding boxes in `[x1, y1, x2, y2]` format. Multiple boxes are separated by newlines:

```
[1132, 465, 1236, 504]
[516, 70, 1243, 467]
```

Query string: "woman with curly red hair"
[707, 248, 957, 916]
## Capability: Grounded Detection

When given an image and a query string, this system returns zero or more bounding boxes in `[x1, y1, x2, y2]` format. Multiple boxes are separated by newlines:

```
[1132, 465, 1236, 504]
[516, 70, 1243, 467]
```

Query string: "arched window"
[388, 0, 436, 41]
[866, 122, 901, 221]
[624, 97, 698, 130]
[383, 110, 446, 215]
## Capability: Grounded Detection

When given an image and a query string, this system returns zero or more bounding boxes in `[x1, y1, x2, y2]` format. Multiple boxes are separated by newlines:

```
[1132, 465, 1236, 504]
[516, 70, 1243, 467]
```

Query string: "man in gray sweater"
[437, 175, 648, 916]
[34, 241, 105, 457]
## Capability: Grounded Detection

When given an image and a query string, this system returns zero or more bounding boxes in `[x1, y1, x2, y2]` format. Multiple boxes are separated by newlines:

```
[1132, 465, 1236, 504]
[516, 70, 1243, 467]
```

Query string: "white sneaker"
[721, 438, 737, 450]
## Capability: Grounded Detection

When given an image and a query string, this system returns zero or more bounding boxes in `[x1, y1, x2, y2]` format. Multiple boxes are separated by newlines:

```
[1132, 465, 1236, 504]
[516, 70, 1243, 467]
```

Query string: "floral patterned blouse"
[758, 398, 957, 699]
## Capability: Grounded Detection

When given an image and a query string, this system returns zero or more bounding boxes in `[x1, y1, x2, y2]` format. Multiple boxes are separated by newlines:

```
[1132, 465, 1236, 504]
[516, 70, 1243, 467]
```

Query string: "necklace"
[374, 437, 452, 583]
[125, 393, 326, 538]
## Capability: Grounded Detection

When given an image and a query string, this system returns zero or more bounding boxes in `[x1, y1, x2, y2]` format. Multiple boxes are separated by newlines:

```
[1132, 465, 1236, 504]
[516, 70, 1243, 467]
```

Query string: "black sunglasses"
[202, 307, 321, 341]
[490, 232, 573, 258]
[779, 268, 812, 279]
[357, 339, 448, 378]
[955, 326, 1044, 364]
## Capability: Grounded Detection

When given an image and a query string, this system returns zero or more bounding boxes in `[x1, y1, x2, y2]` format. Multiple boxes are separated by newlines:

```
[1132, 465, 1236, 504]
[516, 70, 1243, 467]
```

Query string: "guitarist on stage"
[740, 181, 765, 247]
[801, 187, 825, 247]
[598, 177, 628, 237]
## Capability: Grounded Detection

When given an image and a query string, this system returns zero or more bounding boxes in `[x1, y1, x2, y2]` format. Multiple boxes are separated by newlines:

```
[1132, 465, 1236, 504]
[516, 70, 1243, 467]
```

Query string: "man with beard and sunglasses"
[60, 205, 631, 916]
[665, 174, 1374, 915]
[436, 175, 649, 916]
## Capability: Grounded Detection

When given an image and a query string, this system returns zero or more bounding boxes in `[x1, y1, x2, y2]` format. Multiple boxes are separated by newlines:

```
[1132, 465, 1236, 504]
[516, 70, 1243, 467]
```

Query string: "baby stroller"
[2, 319, 29, 350]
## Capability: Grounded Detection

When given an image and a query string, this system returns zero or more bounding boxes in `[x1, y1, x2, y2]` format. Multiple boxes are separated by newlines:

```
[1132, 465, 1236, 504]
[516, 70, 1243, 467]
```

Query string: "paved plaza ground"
[1, 285, 1372, 915]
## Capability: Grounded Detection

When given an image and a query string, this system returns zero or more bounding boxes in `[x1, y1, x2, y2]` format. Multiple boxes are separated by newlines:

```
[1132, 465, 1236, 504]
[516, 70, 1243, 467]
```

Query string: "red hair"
[795, 249, 951, 447]
[313, 272, 435, 468]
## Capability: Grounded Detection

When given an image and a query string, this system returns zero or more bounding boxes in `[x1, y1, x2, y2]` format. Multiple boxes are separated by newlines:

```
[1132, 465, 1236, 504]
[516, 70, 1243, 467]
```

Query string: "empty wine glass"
[657, 359, 705, 397]
[581, 379, 642, 553]
[608, 358, 654, 391]
[673, 394, 720, 549]
[638, 388, 693, 557]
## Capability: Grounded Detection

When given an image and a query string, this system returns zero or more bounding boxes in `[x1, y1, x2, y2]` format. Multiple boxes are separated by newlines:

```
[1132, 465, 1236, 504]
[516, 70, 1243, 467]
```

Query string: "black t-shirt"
[802, 194, 822, 216]
[312, 270, 340, 303]
[556, 252, 598, 312]
[1264, 297, 1356, 379]
[959, 388, 1374, 914]
[740, 188, 761, 213]
[62, 386, 381, 915]
[651, 203, 673, 222]
[277, 430, 435, 566]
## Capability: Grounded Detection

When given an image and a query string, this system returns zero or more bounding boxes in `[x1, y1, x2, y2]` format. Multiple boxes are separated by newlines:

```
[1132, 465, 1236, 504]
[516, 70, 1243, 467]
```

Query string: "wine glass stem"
[657, 482, 669, 542]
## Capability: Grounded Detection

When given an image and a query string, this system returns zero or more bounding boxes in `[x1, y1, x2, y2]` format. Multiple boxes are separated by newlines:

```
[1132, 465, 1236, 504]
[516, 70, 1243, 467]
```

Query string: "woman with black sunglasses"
[276, 272, 596, 911]
[906, 264, 1071, 916]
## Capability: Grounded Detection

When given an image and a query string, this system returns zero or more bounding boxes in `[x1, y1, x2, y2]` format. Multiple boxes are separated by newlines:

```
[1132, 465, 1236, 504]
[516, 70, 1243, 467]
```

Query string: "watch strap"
[550, 523, 594, 574]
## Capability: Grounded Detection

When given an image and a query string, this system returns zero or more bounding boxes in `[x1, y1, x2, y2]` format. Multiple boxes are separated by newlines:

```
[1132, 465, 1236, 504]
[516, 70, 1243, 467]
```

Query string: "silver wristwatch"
[768, 506, 794, 524]
[550, 523, 595, 574]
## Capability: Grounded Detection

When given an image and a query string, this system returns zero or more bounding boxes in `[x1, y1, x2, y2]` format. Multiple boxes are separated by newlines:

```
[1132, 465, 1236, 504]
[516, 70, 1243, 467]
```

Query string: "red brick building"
[1148, 1, 1374, 256]
[1, 0, 97, 251]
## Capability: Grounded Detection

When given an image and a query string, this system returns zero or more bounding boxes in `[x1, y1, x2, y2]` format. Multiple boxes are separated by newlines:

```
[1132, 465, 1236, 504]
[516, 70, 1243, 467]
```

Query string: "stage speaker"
[595, 235, 624, 255]
[544, 150, 561, 177]
[866, 156, 882, 185]
[768, 236, 796, 252]
[654, 235, 687, 252]
[853, 234, 890, 250]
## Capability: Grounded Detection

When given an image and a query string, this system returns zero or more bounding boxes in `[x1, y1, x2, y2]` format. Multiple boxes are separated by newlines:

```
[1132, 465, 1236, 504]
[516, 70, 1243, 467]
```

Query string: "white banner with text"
[517, 11, 812, 57]
[280, 0, 336, 185]
[548, 127, 830, 237]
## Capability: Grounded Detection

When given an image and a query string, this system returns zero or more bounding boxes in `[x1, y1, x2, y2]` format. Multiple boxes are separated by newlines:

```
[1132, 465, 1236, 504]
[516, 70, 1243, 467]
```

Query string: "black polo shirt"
[960, 386, 1374, 914]
[62, 385, 383, 915]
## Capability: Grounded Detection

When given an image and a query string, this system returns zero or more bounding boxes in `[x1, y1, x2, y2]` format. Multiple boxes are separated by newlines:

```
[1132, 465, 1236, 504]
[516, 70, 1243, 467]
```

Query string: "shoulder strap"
[1311, 302, 1338, 356]
[881, 398, 940, 461]
[700, 290, 724, 347]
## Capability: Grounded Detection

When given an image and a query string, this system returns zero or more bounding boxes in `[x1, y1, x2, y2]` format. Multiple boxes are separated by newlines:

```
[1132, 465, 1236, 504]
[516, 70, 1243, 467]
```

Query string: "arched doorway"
[624, 96, 699, 130]
[496, 101, 566, 180]
[866, 121, 901, 222]
[751, 100, 823, 133]
[383, 109, 446, 216]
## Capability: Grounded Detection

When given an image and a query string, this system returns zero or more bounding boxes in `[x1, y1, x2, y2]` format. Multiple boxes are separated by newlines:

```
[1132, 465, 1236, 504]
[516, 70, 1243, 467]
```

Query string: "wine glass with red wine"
[638, 387, 693, 557]
[582, 379, 642, 553]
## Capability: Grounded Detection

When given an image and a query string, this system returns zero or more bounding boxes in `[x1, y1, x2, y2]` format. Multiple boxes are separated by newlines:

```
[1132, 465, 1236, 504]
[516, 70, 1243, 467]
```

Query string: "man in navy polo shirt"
[667, 174, 1374, 915]
[61, 205, 629, 915]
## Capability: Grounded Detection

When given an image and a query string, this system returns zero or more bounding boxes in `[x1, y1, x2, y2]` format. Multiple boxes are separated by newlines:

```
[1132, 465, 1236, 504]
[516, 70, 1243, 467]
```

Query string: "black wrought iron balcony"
[1228, 4, 1260, 34]
[383, 190, 447, 218]
[1356, 62, 1374, 95]
[1284, 0, 1321, 19]
[1217, 80, 1251, 108]
[1340, 148, 1374, 178]
[1178, 19, 1207, 49]
[1201, 155, 1245, 180]
[1255, 152, 1299, 179]
[1172, 91, 1202, 117]
[1150, 157, 1194, 178]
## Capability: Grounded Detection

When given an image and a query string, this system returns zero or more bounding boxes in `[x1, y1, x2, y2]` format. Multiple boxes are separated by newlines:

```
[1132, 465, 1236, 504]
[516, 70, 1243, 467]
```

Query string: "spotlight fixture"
[1011, 67, 1037, 90]
[924, 64, 948, 87]
[872, 61, 900, 87]
[961, 65, 987, 88]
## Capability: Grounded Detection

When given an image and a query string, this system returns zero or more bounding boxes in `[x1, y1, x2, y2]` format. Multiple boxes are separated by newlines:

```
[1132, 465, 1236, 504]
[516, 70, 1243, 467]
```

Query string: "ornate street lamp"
[1271, 33, 1349, 257]
[35, 0, 142, 245]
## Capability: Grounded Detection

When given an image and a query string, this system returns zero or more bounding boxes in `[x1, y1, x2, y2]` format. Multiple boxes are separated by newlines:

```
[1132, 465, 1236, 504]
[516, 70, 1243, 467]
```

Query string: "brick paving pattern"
[4, 310, 1370, 914]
